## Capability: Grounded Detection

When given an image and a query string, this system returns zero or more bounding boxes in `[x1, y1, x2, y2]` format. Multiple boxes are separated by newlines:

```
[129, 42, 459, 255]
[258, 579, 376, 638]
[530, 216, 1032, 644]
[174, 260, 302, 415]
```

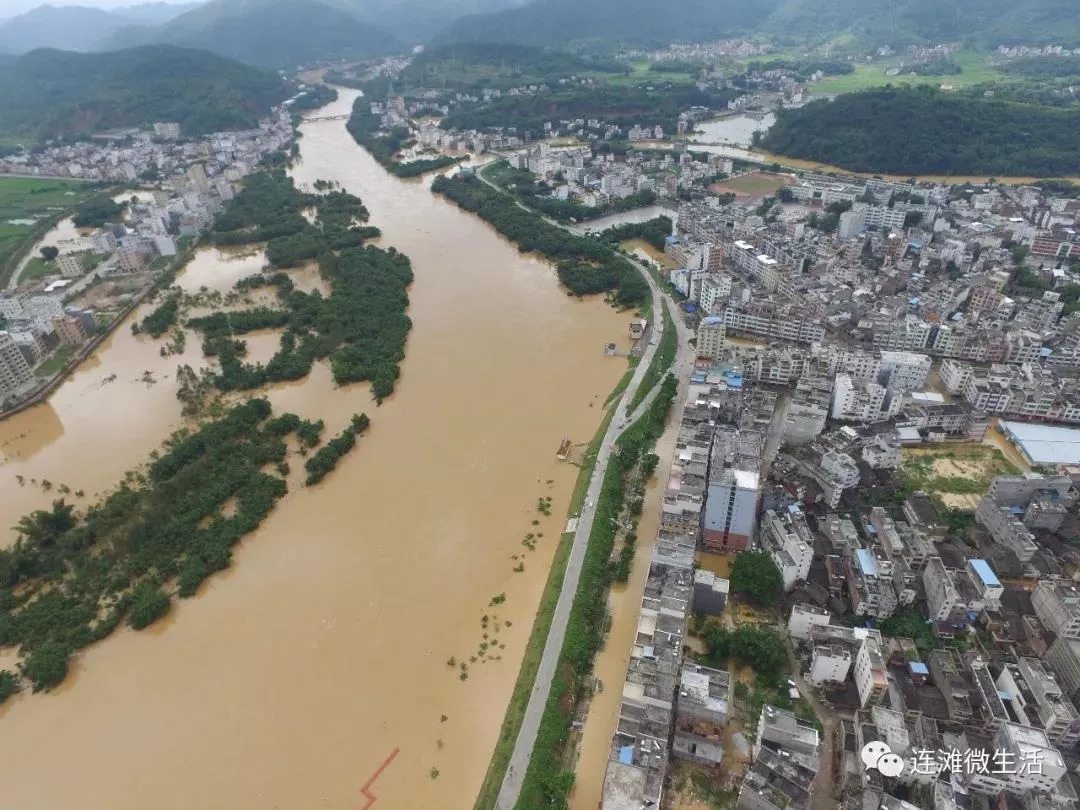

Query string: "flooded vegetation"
[0, 87, 630, 810]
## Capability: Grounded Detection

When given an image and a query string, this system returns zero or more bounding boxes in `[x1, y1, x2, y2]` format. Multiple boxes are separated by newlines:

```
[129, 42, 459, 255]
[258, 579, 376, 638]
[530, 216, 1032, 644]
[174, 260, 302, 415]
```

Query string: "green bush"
[128, 582, 171, 630]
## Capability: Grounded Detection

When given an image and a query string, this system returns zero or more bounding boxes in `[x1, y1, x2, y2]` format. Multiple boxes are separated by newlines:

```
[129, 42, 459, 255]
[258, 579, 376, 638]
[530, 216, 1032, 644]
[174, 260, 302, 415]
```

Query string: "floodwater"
[688, 113, 776, 148]
[0, 87, 631, 810]
[570, 411, 680, 810]
[572, 206, 671, 234]
[8, 217, 89, 289]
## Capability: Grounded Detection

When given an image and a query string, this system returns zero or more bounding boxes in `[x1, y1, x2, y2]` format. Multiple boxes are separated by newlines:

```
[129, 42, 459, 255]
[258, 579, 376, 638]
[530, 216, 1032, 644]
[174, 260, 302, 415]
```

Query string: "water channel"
[0, 87, 631, 810]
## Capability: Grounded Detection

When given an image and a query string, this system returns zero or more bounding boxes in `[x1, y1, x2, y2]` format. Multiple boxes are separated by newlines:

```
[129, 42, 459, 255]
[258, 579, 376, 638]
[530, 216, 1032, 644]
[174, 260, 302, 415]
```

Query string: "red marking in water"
[361, 748, 400, 809]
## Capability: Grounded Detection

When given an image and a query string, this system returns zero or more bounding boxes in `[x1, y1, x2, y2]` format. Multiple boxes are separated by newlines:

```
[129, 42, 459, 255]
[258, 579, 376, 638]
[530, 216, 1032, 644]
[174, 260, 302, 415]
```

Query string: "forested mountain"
[0, 45, 288, 141]
[0, 5, 128, 52]
[323, 0, 531, 43]
[435, 0, 774, 49]
[100, 0, 402, 68]
[436, 0, 1080, 49]
[0, 3, 199, 53]
[757, 86, 1080, 176]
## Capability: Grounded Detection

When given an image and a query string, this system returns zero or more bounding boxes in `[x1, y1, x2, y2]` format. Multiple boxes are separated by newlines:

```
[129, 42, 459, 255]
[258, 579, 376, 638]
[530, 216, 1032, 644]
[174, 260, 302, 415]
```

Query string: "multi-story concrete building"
[1046, 636, 1080, 701]
[976, 494, 1039, 563]
[702, 427, 761, 553]
[1033, 581, 1080, 641]
[831, 373, 891, 422]
[53, 315, 87, 346]
[997, 658, 1080, 750]
[960, 723, 1066, 797]
[695, 316, 726, 361]
[879, 350, 932, 391]
[847, 547, 898, 619]
[0, 331, 34, 398]
[672, 664, 730, 765]
[924, 557, 959, 622]
[788, 603, 831, 641]
[55, 253, 83, 277]
[761, 507, 813, 591]
[854, 632, 888, 708]
[966, 559, 1003, 611]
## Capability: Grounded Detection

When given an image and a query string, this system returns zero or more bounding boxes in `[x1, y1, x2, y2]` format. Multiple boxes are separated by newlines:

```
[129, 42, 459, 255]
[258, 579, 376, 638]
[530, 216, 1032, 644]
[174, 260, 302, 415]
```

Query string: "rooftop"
[1000, 420, 1080, 465]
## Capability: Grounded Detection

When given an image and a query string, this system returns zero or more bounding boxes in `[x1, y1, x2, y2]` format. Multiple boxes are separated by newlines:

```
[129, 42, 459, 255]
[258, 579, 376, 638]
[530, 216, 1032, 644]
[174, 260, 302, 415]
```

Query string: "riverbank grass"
[34, 346, 76, 378]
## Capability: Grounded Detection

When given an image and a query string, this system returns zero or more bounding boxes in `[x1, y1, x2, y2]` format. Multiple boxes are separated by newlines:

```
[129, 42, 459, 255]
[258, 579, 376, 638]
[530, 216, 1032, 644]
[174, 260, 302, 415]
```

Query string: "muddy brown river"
[0, 88, 629, 810]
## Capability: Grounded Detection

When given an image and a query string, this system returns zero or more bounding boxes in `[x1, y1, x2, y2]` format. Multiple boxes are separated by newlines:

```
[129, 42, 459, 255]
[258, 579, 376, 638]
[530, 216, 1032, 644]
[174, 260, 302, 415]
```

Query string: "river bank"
[0, 87, 631, 810]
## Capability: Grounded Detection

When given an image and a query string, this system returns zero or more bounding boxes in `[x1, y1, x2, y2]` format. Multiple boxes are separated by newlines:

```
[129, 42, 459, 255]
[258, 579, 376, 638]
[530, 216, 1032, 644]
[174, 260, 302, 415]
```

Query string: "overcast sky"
[2, 0, 190, 16]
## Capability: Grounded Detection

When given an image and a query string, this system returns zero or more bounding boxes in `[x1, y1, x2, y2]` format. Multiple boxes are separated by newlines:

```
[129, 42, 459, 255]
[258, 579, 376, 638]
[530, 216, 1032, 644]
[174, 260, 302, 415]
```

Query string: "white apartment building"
[976, 495, 1039, 563]
[966, 559, 1003, 610]
[961, 723, 1066, 797]
[854, 634, 888, 707]
[832, 373, 890, 422]
[761, 508, 813, 591]
[923, 557, 958, 622]
[788, 604, 831, 641]
[879, 351, 932, 391]
[697, 274, 731, 315]
[810, 642, 853, 685]
[997, 658, 1080, 749]
[1032, 581, 1080, 641]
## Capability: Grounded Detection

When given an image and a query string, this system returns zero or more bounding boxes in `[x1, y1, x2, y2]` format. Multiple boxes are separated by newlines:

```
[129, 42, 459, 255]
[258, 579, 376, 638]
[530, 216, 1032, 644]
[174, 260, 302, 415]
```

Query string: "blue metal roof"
[618, 746, 634, 764]
[969, 559, 1000, 588]
[856, 548, 878, 578]
[909, 662, 929, 675]
[702, 316, 725, 325]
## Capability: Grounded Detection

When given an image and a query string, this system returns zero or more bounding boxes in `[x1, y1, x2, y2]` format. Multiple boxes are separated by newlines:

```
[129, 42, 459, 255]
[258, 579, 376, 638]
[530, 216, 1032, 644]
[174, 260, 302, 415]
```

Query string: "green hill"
[436, 0, 1080, 50]
[102, 0, 402, 69]
[399, 42, 621, 90]
[0, 45, 290, 142]
[757, 86, 1080, 176]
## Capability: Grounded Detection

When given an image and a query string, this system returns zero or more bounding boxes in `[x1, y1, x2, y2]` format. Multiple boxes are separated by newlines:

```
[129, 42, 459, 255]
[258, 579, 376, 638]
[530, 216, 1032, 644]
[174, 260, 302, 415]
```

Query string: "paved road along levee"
[488, 189, 694, 807]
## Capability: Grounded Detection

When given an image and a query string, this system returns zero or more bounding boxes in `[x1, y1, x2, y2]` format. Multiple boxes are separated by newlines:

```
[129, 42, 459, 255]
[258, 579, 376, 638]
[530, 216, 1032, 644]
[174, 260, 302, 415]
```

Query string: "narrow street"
[782, 634, 839, 810]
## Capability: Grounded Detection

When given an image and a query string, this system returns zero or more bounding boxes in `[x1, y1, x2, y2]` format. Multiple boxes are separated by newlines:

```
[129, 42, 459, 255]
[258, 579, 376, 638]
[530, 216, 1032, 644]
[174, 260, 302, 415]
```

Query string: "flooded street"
[0, 87, 630, 810]
[570, 415, 679, 809]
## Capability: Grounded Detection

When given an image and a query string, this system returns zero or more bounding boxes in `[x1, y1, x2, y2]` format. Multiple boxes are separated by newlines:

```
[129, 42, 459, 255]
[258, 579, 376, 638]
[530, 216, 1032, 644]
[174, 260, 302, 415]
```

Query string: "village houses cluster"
[0, 107, 295, 406]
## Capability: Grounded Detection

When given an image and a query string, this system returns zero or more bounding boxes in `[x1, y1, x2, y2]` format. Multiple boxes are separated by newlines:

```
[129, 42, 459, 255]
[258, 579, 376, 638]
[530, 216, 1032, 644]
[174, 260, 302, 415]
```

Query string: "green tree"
[1012, 245, 1030, 265]
[40, 246, 59, 261]
[22, 642, 70, 692]
[730, 550, 783, 606]
[128, 582, 171, 630]
[0, 669, 16, 703]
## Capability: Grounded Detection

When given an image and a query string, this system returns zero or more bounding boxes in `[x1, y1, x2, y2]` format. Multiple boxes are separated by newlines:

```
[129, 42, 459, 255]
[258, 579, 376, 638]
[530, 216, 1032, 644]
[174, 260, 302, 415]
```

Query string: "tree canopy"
[0, 45, 290, 141]
[431, 173, 647, 308]
[759, 86, 1080, 177]
[0, 399, 359, 693]
[729, 550, 784, 606]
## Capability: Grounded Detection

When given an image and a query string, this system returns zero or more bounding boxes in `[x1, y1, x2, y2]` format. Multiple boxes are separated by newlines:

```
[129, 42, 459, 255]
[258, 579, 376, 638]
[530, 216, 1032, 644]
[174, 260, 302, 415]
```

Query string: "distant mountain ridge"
[100, 0, 403, 69]
[0, 3, 199, 54]
[435, 0, 1080, 49]
[0, 45, 289, 142]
